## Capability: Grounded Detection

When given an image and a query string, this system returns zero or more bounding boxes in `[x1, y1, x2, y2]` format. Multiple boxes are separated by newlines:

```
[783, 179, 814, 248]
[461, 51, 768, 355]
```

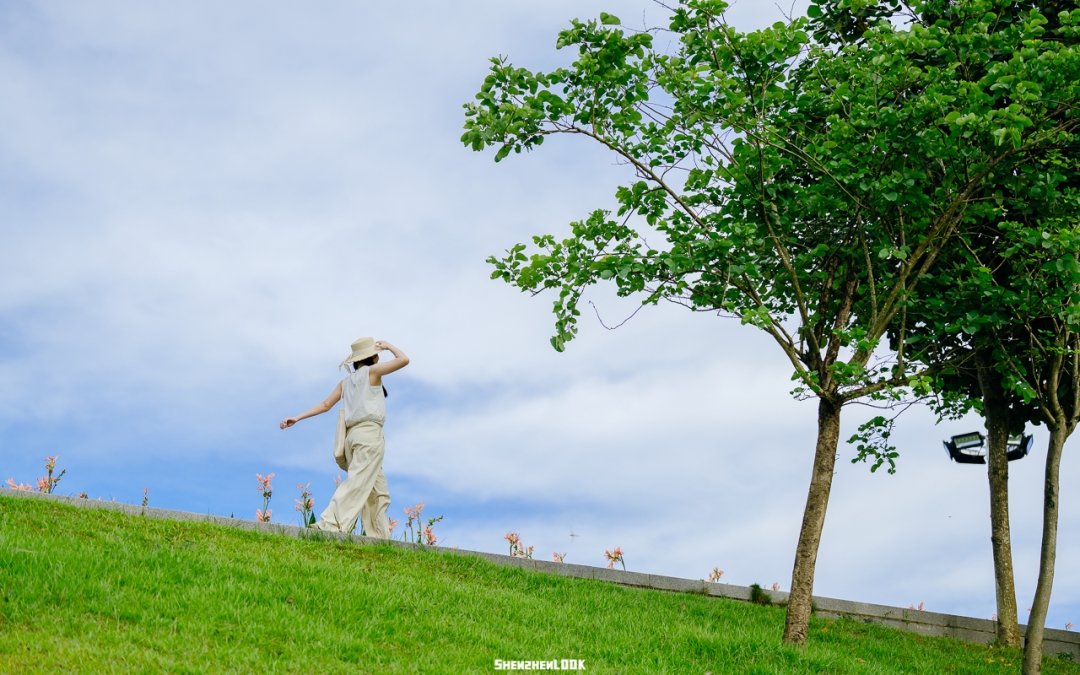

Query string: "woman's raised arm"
[369, 341, 409, 382]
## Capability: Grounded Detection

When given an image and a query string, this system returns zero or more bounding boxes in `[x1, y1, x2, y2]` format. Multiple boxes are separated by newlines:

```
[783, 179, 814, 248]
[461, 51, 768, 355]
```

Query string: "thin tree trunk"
[1022, 424, 1068, 674]
[782, 395, 842, 645]
[976, 352, 1022, 648]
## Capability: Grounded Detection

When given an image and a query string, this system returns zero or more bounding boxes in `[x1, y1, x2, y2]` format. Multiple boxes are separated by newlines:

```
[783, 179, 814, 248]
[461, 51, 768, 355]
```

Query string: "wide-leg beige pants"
[316, 421, 391, 538]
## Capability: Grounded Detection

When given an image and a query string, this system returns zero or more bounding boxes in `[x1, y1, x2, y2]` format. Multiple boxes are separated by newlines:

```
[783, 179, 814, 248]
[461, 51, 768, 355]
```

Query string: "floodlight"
[943, 432, 987, 464]
[1006, 433, 1034, 461]
[952, 432, 984, 450]
[942, 431, 1033, 465]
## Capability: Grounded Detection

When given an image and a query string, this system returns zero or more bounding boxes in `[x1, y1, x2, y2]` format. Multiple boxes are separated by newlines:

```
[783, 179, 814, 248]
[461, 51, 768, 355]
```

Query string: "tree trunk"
[782, 395, 842, 645]
[1022, 424, 1068, 674]
[976, 352, 1022, 648]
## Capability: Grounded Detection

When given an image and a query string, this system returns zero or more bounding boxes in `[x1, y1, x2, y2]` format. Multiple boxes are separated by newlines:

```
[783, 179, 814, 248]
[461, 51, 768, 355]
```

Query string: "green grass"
[1, 496, 1077, 674]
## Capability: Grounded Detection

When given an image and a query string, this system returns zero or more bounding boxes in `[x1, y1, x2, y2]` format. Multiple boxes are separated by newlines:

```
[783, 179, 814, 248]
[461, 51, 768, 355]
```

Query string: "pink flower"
[335, 474, 342, 486]
[1067, 623, 1074, 631]
[292, 483, 315, 527]
[400, 503, 434, 543]
[772, 583, 780, 592]
[5, 478, 33, 491]
[142, 487, 149, 507]
[504, 533, 532, 558]
[256, 473, 274, 495]
[422, 526, 437, 546]
[553, 552, 567, 563]
[32, 456, 65, 494]
[256, 509, 272, 522]
[388, 518, 398, 534]
[708, 568, 724, 583]
[992, 613, 998, 621]
[504, 532, 521, 555]
[604, 547, 625, 571]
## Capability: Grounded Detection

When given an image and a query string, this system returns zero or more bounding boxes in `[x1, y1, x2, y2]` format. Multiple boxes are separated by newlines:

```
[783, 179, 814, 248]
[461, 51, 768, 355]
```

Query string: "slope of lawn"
[1, 496, 1077, 674]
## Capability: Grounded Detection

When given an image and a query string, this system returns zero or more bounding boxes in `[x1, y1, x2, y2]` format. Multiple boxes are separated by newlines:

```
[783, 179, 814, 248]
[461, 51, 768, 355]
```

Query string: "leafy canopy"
[463, 0, 1080, 416]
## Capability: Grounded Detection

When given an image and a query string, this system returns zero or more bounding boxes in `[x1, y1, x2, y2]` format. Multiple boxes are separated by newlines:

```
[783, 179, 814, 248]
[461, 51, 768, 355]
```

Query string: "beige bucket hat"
[340, 337, 379, 369]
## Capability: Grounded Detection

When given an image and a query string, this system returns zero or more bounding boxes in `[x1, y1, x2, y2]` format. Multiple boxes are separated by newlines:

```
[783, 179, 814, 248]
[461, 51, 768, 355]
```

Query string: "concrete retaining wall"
[4, 489, 1078, 658]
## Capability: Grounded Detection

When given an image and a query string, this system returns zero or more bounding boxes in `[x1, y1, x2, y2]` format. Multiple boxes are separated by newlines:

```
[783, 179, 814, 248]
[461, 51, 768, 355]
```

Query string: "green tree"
[878, 216, 1060, 649]
[903, 211, 1080, 669]
[853, 146, 1075, 649]
[841, 0, 1080, 656]
[911, 2, 1080, 668]
[463, 0, 1080, 644]
[1016, 269, 1080, 674]
[979, 219, 1080, 674]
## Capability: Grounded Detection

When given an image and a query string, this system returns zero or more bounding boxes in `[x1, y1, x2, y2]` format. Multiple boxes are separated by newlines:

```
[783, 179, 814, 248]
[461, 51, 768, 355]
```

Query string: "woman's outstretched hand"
[280, 417, 299, 430]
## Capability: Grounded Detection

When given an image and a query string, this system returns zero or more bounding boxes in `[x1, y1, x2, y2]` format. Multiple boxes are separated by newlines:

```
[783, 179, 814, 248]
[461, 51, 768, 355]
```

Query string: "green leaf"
[599, 12, 620, 25]
[806, 4, 822, 18]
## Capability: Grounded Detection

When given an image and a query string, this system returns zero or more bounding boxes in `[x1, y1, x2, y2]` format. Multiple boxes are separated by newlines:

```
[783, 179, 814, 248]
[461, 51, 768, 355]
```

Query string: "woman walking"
[280, 337, 409, 536]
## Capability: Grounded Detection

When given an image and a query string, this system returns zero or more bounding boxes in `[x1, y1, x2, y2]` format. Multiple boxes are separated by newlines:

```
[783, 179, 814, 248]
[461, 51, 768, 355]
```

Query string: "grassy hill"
[1, 496, 1077, 674]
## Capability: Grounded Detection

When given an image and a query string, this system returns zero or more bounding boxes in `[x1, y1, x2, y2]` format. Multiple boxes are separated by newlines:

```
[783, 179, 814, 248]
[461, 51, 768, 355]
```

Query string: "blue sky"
[2, 0, 1078, 630]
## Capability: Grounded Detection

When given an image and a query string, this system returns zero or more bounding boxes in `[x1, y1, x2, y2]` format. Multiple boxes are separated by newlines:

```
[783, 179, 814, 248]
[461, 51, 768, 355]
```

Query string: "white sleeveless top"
[341, 365, 386, 426]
